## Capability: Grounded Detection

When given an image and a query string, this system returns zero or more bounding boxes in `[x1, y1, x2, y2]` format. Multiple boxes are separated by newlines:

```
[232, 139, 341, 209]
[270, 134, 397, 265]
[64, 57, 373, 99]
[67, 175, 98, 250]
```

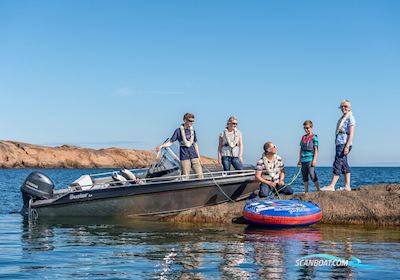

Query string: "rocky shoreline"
[0, 141, 217, 168]
[158, 184, 400, 226]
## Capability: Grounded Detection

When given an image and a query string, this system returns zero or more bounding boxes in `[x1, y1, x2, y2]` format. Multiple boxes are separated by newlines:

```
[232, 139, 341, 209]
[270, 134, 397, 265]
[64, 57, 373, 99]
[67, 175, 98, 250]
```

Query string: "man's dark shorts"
[333, 144, 352, 175]
[301, 162, 318, 182]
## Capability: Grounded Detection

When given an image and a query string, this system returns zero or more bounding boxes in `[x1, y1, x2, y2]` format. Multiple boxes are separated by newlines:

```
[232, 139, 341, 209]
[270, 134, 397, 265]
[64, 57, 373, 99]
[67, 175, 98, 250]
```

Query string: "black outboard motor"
[21, 172, 55, 207]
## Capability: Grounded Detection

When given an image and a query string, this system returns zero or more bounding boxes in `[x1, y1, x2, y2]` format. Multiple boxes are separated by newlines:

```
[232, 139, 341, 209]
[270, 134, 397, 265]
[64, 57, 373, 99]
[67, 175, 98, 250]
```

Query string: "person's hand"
[344, 145, 350, 155]
[297, 160, 301, 166]
[218, 157, 221, 165]
[269, 182, 277, 188]
[155, 146, 161, 152]
[311, 160, 317, 167]
[239, 156, 244, 164]
[278, 180, 285, 187]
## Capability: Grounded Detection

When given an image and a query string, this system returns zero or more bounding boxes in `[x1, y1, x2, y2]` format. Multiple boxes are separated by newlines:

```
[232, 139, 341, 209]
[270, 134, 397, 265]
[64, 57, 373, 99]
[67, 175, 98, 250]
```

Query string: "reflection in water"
[245, 227, 323, 280]
[22, 217, 55, 252]
[328, 240, 354, 280]
[8, 216, 399, 280]
[220, 241, 250, 280]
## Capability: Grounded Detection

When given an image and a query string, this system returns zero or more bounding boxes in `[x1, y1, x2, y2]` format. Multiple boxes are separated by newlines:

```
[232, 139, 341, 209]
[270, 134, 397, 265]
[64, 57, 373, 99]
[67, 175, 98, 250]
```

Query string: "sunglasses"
[187, 119, 195, 123]
[340, 105, 349, 108]
[304, 126, 311, 129]
[230, 122, 238, 125]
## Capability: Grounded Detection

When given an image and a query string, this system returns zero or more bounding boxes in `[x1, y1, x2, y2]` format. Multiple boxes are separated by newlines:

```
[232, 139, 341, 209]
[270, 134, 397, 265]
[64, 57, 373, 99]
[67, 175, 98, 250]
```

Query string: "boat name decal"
[69, 193, 93, 200]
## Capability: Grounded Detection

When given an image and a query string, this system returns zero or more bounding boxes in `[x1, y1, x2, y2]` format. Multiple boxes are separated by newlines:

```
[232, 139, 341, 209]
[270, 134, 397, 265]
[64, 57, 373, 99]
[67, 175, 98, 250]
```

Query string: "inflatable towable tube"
[243, 199, 322, 227]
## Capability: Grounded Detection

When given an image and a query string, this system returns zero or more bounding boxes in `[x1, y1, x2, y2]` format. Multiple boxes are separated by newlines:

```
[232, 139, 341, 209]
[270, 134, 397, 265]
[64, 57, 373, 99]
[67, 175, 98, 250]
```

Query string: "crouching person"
[255, 141, 293, 197]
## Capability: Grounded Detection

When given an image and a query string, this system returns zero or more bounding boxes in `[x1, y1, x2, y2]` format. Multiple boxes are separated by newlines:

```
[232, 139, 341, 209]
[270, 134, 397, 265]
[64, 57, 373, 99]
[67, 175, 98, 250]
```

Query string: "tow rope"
[202, 164, 236, 203]
[269, 167, 301, 200]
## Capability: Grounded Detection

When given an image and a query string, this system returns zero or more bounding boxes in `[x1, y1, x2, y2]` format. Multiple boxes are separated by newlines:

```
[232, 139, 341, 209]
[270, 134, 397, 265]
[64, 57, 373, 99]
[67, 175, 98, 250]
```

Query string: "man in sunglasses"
[157, 112, 203, 179]
[255, 141, 293, 197]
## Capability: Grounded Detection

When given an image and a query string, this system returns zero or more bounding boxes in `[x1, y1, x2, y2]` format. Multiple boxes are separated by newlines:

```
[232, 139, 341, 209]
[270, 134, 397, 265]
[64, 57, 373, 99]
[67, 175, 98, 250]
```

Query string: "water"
[1, 168, 399, 279]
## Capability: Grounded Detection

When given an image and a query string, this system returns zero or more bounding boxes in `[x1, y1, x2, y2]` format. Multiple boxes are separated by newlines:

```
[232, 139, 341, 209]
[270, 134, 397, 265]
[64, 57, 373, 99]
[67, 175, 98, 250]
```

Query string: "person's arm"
[344, 125, 355, 155]
[194, 143, 201, 162]
[256, 170, 276, 187]
[217, 136, 223, 165]
[312, 146, 318, 166]
[298, 148, 302, 166]
[156, 140, 173, 151]
[157, 129, 178, 151]
[239, 135, 244, 163]
[279, 167, 285, 186]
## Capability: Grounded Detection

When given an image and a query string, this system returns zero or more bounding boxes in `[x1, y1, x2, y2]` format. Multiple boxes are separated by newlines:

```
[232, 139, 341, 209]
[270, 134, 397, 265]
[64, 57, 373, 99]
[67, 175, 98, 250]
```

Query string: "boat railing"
[144, 169, 256, 183]
[73, 169, 256, 190]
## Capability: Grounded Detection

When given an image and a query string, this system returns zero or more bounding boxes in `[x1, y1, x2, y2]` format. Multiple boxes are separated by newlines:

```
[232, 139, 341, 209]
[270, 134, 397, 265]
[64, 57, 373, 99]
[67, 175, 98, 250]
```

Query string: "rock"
[0, 140, 218, 168]
[159, 184, 400, 226]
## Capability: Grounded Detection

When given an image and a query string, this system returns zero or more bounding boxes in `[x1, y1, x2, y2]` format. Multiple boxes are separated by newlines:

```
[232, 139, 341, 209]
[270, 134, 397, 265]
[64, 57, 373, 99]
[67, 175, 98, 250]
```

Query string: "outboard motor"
[21, 172, 55, 207]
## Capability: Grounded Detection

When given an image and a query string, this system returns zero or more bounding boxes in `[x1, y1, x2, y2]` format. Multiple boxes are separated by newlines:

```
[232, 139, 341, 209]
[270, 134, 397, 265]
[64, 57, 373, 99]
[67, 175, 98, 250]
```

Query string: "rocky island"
[0, 140, 217, 168]
[160, 184, 400, 226]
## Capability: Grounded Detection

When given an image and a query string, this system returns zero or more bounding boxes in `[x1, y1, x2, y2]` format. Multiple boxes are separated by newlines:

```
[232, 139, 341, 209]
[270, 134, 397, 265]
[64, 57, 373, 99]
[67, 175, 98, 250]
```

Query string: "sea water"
[0, 167, 399, 279]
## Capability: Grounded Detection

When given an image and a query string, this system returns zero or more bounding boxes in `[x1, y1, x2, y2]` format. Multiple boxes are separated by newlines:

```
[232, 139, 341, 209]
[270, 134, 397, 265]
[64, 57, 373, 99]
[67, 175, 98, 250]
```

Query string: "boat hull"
[28, 175, 258, 218]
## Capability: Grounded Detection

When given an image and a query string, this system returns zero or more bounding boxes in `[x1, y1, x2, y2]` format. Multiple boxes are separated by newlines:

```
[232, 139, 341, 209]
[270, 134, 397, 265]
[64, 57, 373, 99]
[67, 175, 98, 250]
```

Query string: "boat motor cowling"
[21, 172, 55, 206]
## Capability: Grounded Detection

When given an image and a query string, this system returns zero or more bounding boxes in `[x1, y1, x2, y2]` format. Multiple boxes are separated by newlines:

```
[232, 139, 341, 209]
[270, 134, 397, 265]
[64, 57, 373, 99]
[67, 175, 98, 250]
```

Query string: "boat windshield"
[154, 143, 180, 170]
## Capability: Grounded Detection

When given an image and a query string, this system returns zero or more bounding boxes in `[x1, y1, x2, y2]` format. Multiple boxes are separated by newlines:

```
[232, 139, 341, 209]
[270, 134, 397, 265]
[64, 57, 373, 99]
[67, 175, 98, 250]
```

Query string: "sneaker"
[321, 185, 335, 191]
[337, 186, 351, 191]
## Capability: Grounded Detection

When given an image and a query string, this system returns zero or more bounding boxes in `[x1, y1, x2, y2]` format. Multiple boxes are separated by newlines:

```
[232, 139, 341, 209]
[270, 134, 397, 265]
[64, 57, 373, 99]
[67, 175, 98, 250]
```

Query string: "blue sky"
[0, 1, 399, 166]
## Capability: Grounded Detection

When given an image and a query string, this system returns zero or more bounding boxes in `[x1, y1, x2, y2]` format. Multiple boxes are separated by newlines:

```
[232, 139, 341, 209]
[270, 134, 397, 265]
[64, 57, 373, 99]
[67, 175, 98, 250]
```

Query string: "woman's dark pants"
[333, 144, 352, 175]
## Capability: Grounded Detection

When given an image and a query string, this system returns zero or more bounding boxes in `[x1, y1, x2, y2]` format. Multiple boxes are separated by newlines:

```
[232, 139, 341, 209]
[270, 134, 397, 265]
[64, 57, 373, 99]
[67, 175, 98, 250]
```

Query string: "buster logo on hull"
[69, 193, 93, 200]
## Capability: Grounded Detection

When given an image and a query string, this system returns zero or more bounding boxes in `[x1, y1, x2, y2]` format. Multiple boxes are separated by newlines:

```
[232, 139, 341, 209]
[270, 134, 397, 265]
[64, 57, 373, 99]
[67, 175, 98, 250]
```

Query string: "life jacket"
[336, 112, 352, 135]
[179, 125, 195, 147]
[261, 154, 282, 182]
[301, 134, 316, 152]
[222, 128, 240, 148]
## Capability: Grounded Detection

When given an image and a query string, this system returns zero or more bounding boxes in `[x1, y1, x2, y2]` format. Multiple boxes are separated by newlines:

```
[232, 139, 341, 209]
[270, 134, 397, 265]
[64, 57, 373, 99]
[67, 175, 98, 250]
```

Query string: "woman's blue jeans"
[221, 156, 243, 171]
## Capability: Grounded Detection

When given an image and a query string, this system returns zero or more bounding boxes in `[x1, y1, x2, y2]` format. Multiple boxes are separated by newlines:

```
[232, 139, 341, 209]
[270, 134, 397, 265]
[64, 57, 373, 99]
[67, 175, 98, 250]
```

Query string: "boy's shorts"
[301, 162, 318, 182]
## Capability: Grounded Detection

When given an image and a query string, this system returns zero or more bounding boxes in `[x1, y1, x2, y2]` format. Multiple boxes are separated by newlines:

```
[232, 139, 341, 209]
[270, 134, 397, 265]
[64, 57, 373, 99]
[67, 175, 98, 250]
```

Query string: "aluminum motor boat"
[20, 147, 258, 219]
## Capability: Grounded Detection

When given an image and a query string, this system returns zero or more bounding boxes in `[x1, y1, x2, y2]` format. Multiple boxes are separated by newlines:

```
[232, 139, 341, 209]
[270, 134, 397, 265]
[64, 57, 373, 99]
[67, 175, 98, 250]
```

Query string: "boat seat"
[70, 175, 93, 190]
[110, 173, 128, 186]
[120, 169, 136, 182]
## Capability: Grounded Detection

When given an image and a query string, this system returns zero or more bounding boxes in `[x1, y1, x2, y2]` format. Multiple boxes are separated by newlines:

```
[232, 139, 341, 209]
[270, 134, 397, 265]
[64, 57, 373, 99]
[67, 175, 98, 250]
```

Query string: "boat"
[20, 147, 258, 218]
[243, 199, 322, 227]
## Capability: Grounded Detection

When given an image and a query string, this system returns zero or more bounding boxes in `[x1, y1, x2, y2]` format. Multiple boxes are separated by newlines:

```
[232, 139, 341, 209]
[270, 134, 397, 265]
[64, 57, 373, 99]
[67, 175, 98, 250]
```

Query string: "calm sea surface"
[1, 167, 399, 279]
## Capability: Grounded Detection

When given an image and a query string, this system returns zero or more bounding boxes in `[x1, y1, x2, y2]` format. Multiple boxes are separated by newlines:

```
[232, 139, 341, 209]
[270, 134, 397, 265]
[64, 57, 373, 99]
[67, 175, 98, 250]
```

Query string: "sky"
[0, 1, 399, 166]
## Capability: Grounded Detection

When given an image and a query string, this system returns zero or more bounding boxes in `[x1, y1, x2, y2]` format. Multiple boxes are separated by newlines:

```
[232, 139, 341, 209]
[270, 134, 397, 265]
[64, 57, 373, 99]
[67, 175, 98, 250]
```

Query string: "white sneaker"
[321, 185, 335, 191]
[338, 186, 351, 191]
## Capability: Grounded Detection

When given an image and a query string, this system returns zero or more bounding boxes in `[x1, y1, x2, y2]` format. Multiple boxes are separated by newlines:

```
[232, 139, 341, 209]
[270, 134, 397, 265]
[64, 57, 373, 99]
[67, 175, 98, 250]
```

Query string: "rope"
[201, 164, 236, 203]
[267, 167, 302, 200]
[286, 166, 302, 187]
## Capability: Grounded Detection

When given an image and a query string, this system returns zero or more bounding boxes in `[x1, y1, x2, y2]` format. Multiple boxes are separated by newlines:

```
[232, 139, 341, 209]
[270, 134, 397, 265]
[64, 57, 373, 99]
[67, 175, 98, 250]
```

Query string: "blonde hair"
[303, 120, 313, 127]
[227, 116, 238, 126]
